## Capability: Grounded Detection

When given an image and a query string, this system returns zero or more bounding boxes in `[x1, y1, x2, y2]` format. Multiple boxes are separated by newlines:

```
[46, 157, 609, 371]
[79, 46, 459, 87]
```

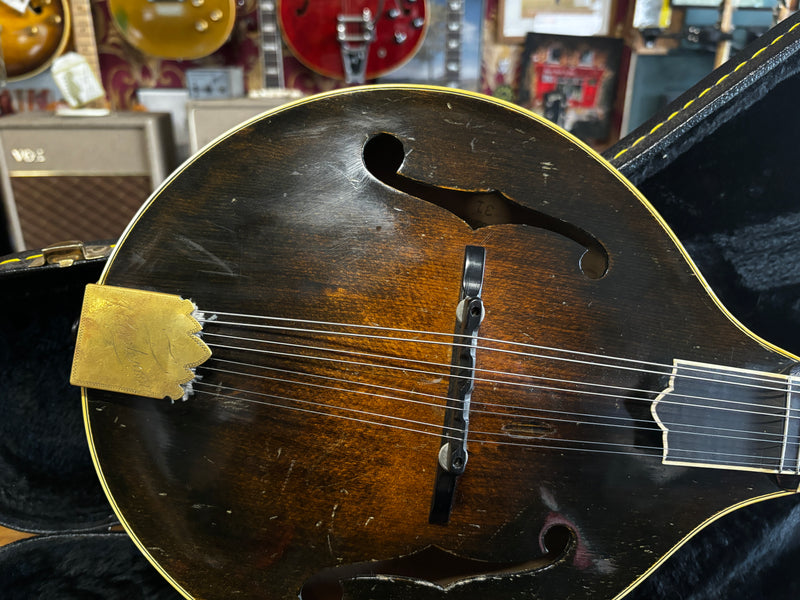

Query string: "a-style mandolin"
[0, 0, 70, 81]
[73, 86, 800, 599]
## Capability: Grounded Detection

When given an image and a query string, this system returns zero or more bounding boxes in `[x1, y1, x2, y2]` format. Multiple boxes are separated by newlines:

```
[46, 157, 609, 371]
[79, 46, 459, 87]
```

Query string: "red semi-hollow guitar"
[278, 0, 427, 82]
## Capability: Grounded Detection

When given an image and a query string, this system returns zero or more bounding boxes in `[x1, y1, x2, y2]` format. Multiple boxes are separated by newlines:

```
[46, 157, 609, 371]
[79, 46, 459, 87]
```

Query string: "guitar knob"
[412, 17, 424, 28]
[27, 26, 40, 36]
[209, 9, 223, 21]
[387, 8, 401, 18]
[195, 19, 209, 32]
[394, 31, 407, 43]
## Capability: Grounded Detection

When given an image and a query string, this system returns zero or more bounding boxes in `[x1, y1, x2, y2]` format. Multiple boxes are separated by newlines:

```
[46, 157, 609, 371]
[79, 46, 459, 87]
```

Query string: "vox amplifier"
[0, 112, 175, 251]
[187, 93, 302, 154]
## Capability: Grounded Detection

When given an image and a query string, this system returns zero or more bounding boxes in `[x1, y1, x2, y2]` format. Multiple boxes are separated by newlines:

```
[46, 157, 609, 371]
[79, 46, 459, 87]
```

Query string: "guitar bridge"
[337, 8, 375, 83]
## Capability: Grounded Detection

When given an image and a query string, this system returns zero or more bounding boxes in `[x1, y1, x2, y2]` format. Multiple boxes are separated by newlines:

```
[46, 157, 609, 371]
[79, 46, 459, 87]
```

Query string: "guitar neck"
[444, 0, 463, 88]
[69, 0, 102, 83]
[257, 0, 285, 89]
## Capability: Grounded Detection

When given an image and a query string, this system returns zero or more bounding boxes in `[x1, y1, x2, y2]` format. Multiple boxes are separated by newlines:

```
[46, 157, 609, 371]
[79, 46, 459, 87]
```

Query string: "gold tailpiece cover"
[70, 284, 212, 400]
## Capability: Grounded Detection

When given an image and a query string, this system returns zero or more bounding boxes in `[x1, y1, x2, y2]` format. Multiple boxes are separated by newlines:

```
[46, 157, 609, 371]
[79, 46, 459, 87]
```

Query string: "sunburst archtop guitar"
[73, 85, 800, 600]
[0, 0, 70, 81]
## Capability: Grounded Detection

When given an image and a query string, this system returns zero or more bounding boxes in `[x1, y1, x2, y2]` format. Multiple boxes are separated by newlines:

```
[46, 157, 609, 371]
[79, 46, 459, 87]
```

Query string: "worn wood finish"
[83, 86, 799, 600]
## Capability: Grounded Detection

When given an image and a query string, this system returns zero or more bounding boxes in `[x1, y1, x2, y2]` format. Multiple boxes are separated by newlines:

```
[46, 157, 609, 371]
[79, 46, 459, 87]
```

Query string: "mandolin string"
[203, 340, 793, 439]
[203, 312, 791, 391]
[200, 333, 796, 422]
[199, 338, 798, 457]
[190, 380, 784, 471]
[200, 327, 790, 412]
[202, 360, 786, 447]
[191, 378, 781, 465]
[188, 314, 799, 458]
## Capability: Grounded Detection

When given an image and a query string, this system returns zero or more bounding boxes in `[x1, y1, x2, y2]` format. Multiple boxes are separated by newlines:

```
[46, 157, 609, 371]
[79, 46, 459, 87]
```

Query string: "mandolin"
[107, 0, 236, 59]
[74, 85, 800, 599]
[278, 0, 427, 83]
[0, 0, 70, 81]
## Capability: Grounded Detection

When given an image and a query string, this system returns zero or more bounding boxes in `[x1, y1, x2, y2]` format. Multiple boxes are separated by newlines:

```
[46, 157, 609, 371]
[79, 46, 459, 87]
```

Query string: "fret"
[257, 0, 284, 89]
[780, 366, 800, 473]
[69, 0, 102, 83]
[444, 0, 463, 87]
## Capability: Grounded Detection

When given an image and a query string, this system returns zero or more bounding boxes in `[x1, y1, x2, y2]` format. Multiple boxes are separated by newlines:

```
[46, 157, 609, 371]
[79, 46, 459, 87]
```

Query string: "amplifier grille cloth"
[10, 175, 151, 249]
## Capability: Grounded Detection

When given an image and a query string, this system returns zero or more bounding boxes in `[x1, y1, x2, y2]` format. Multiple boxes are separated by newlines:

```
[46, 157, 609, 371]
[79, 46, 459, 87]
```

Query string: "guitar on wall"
[444, 0, 463, 87]
[71, 84, 800, 600]
[0, 0, 71, 81]
[278, 0, 427, 83]
[107, 0, 236, 59]
[249, 0, 300, 95]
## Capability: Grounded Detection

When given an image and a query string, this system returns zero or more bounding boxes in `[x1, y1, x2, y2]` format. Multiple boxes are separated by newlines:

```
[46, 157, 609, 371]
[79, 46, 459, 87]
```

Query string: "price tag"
[0, 0, 31, 14]
[51, 53, 105, 107]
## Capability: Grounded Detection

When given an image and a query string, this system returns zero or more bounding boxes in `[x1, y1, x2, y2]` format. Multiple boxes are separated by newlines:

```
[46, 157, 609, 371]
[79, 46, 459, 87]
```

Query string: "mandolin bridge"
[429, 245, 485, 525]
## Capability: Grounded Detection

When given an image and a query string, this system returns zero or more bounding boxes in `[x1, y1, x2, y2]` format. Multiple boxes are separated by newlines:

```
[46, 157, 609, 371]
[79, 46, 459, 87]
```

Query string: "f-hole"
[362, 132, 609, 279]
[299, 524, 574, 599]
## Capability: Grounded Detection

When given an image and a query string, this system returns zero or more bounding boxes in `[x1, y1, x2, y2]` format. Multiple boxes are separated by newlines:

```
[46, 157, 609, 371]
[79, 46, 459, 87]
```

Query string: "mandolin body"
[82, 86, 799, 599]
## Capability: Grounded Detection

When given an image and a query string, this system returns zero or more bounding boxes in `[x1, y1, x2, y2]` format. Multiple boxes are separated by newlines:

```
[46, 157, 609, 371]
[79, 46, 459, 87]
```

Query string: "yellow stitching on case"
[612, 21, 800, 160]
[0, 258, 21, 265]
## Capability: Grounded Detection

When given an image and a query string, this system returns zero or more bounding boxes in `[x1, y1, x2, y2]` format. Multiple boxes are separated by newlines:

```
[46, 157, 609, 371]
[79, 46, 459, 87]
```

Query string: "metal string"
[183, 313, 797, 472]
[202, 360, 786, 447]
[200, 331, 794, 421]
[190, 379, 784, 472]
[205, 312, 790, 391]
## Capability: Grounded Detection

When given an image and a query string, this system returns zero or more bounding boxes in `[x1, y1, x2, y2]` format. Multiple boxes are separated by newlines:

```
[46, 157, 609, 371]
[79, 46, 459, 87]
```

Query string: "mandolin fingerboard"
[652, 359, 796, 474]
